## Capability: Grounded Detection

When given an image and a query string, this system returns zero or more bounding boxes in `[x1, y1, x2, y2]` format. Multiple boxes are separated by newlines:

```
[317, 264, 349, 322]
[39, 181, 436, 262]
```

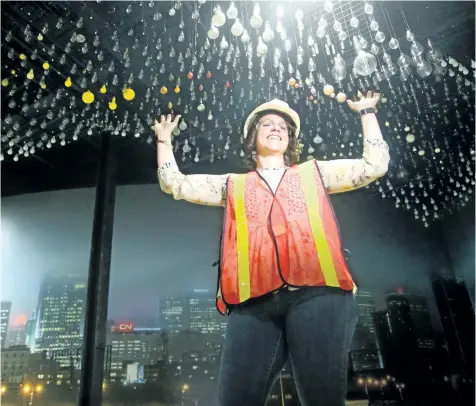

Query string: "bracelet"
[360, 107, 376, 116]
[157, 139, 172, 146]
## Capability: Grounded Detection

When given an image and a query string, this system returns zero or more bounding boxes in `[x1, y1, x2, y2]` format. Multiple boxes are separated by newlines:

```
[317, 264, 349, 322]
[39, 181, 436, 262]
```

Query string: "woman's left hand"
[346, 90, 380, 112]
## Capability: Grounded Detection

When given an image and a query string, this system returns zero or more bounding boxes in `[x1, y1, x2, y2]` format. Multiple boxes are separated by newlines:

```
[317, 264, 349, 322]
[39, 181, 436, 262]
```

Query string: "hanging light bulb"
[375, 31, 385, 43]
[220, 36, 229, 50]
[256, 37, 268, 56]
[397, 53, 412, 69]
[262, 22, 275, 42]
[416, 58, 433, 78]
[226, 2, 238, 19]
[353, 37, 377, 76]
[316, 27, 326, 38]
[308, 57, 316, 72]
[295, 8, 304, 20]
[212, 6, 226, 27]
[231, 19, 244, 36]
[338, 31, 348, 41]
[389, 38, 399, 49]
[324, 1, 333, 12]
[241, 29, 250, 43]
[410, 41, 424, 57]
[250, 5, 263, 29]
[207, 25, 219, 40]
[331, 54, 347, 81]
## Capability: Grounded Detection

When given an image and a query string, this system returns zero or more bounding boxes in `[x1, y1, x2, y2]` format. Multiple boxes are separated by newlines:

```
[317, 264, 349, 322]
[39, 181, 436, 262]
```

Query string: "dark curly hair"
[242, 110, 300, 170]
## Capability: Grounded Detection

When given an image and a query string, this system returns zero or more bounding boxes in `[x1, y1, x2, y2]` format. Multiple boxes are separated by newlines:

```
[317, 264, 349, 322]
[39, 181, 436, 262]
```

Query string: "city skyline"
[1, 272, 474, 406]
[2, 278, 465, 358]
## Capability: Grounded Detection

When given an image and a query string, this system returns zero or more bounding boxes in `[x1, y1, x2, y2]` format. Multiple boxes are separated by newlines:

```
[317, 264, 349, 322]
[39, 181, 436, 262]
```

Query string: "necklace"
[257, 166, 288, 172]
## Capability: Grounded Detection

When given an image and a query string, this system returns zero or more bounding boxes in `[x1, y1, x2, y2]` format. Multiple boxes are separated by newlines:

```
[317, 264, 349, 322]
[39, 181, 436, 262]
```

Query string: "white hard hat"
[243, 99, 301, 139]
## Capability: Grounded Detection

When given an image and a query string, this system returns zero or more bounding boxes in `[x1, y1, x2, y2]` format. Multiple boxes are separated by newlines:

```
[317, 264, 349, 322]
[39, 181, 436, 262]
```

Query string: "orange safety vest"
[216, 160, 355, 315]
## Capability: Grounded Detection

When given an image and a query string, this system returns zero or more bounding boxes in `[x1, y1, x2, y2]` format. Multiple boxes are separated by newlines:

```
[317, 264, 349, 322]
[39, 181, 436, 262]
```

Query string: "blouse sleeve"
[316, 138, 390, 194]
[157, 161, 229, 207]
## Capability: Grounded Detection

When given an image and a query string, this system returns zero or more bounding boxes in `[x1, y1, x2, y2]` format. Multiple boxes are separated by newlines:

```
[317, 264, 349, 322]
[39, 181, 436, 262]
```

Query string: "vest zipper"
[255, 169, 289, 287]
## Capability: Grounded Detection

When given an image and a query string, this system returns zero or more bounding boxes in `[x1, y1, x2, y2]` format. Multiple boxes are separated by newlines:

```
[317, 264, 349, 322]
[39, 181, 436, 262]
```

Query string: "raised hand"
[153, 114, 181, 142]
[346, 90, 380, 112]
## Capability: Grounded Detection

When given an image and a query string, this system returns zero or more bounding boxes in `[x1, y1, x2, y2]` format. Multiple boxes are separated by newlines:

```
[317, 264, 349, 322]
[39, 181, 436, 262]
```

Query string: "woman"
[155, 91, 390, 406]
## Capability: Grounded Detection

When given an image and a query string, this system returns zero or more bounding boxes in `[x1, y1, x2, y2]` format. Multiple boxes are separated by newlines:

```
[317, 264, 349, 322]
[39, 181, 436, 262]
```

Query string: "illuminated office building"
[34, 274, 87, 367]
[1, 301, 12, 348]
[188, 289, 226, 335]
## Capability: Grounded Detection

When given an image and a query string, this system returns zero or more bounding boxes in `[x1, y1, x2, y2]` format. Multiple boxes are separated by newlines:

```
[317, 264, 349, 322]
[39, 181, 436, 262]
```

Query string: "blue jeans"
[217, 287, 358, 406]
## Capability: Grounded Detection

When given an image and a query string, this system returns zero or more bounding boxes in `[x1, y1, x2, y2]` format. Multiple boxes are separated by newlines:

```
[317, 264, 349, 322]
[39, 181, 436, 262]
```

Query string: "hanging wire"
[400, 8, 411, 31]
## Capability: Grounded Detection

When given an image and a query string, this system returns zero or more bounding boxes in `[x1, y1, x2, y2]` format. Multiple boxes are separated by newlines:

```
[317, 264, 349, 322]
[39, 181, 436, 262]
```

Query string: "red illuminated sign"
[111, 322, 134, 333]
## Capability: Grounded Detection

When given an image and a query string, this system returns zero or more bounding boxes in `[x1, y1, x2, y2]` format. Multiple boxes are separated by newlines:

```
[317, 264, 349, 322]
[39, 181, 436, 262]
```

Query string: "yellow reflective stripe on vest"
[233, 175, 251, 302]
[299, 163, 340, 287]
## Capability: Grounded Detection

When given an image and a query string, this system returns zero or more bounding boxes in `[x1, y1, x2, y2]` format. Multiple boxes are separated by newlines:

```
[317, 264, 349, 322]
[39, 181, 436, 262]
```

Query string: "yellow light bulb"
[11, 69, 16, 75]
[100, 85, 107, 94]
[1, 79, 9, 87]
[160, 86, 168, 95]
[108, 97, 117, 110]
[43, 62, 50, 70]
[167, 102, 173, 109]
[174, 86, 181, 93]
[82, 90, 95, 104]
[37, 33, 44, 41]
[40, 82, 46, 89]
[123, 88, 135, 101]
[64, 77, 72, 87]
[26, 69, 34, 80]
[19, 53, 26, 60]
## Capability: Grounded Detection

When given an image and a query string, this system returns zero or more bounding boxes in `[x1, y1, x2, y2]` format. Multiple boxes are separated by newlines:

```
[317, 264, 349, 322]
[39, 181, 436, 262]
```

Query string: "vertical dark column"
[79, 133, 117, 406]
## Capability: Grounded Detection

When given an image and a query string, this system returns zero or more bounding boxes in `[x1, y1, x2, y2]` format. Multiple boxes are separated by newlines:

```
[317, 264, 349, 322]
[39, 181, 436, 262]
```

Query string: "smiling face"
[255, 113, 290, 157]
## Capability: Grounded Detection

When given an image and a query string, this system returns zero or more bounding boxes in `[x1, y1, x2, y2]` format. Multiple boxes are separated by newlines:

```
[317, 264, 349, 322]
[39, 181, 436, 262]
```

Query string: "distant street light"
[357, 376, 369, 395]
[395, 382, 405, 400]
[181, 384, 190, 406]
[22, 383, 43, 405]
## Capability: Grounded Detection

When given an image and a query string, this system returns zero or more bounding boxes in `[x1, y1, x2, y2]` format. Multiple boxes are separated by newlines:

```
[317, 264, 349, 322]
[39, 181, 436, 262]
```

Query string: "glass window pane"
[1, 189, 96, 404]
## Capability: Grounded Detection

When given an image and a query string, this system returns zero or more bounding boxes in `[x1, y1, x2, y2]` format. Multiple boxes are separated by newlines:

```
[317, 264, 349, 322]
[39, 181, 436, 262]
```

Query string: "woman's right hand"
[153, 114, 181, 142]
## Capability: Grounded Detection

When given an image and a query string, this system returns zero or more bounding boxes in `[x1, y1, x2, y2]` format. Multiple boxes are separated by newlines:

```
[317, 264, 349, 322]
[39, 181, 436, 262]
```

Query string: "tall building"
[188, 289, 226, 336]
[388, 289, 437, 351]
[160, 290, 227, 336]
[373, 310, 393, 371]
[24, 310, 37, 352]
[1, 345, 31, 383]
[350, 291, 381, 372]
[160, 295, 188, 336]
[432, 276, 475, 375]
[1, 301, 12, 348]
[382, 294, 421, 382]
[34, 274, 87, 366]
[1, 345, 61, 384]
[7, 324, 26, 347]
[106, 322, 165, 382]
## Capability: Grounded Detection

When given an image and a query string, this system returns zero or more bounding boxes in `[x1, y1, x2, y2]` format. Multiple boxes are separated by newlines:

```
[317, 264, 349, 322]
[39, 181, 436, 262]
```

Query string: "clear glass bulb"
[410, 41, 424, 57]
[354, 50, 378, 76]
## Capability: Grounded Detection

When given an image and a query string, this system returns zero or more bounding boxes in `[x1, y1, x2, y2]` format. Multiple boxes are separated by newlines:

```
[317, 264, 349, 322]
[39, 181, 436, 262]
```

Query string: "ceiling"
[1, 1, 474, 226]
